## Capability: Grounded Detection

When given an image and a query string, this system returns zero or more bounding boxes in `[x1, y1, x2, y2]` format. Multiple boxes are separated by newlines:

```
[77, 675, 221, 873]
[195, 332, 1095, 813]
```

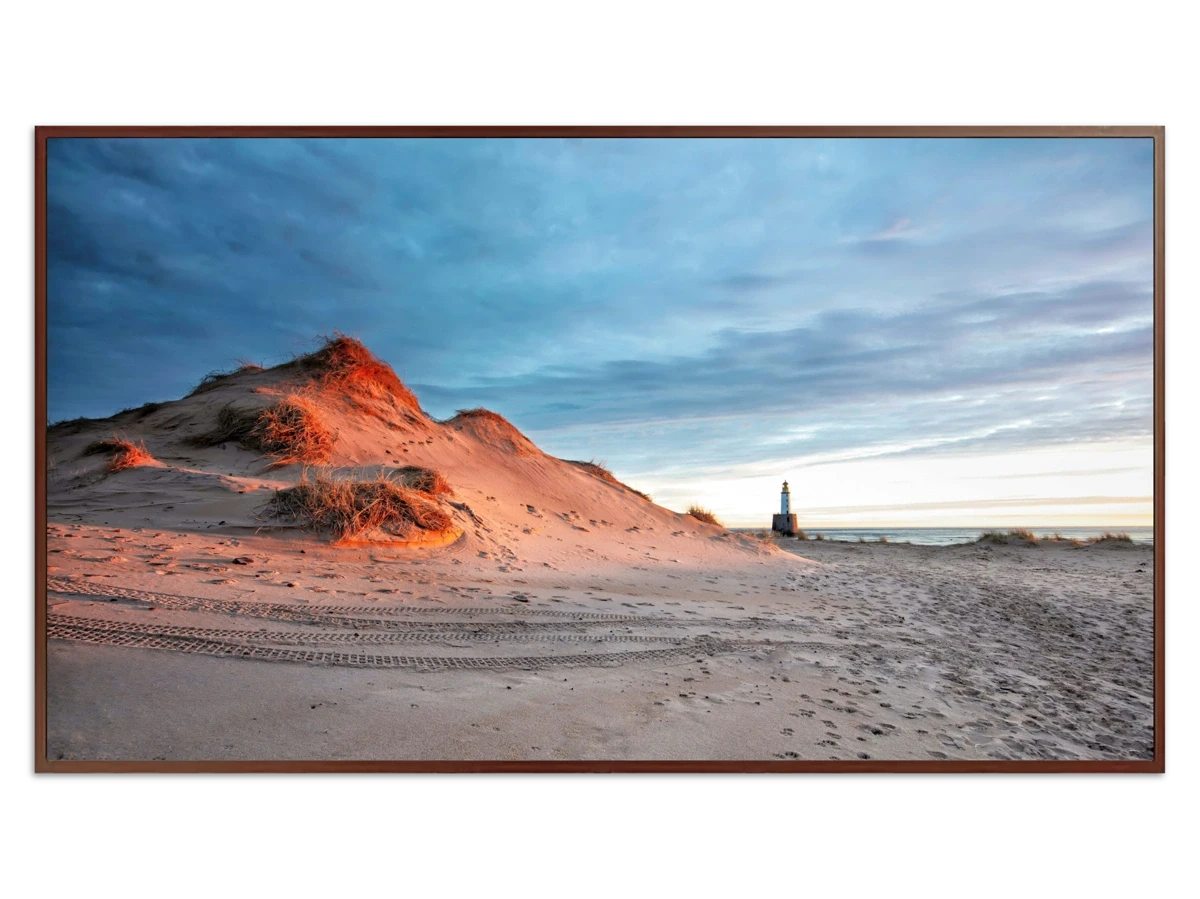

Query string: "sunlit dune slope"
[47, 335, 771, 563]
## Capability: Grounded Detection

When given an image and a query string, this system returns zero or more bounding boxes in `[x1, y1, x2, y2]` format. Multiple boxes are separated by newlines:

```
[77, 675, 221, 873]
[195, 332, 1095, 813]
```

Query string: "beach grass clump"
[393, 465, 452, 495]
[566, 458, 653, 501]
[1041, 532, 1084, 546]
[192, 396, 335, 466]
[189, 370, 235, 396]
[1087, 531, 1134, 544]
[294, 334, 420, 409]
[50, 400, 166, 437]
[977, 528, 1040, 546]
[121, 401, 165, 420]
[568, 458, 616, 482]
[81, 436, 156, 472]
[267, 472, 452, 541]
[188, 361, 267, 397]
[686, 505, 723, 526]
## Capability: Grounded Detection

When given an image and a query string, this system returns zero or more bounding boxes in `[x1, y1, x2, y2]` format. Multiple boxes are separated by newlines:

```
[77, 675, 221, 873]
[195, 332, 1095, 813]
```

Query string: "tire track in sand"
[48, 618, 731, 671]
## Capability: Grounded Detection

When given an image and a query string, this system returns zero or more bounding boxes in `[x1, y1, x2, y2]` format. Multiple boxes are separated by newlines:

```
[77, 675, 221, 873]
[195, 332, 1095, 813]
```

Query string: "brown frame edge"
[32, 124, 1166, 772]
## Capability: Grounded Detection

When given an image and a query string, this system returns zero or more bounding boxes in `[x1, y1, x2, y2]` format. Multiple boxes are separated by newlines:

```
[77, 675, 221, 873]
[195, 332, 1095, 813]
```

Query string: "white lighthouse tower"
[772, 479, 798, 535]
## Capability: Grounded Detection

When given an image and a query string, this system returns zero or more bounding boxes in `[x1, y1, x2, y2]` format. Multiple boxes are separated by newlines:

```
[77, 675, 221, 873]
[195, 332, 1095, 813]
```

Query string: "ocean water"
[731, 526, 1154, 546]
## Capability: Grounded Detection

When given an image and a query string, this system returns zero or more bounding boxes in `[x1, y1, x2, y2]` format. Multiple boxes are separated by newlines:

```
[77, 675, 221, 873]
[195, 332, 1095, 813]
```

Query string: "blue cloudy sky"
[47, 137, 1155, 527]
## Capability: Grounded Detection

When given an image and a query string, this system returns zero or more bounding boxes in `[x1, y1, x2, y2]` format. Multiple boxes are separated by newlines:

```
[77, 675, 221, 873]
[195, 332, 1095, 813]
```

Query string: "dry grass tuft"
[393, 465, 452, 495]
[267, 472, 452, 541]
[48, 417, 95, 436]
[49, 401, 164, 436]
[1041, 532, 1084, 546]
[1087, 531, 1134, 544]
[81, 436, 156, 472]
[192, 396, 335, 466]
[686, 505, 723, 526]
[292, 334, 420, 410]
[452, 408, 519, 428]
[250, 396, 335, 466]
[977, 528, 1040, 546]
[569, 458, 618, 483]
[565, 458, 653, 501]
[189, 371, 235, 396]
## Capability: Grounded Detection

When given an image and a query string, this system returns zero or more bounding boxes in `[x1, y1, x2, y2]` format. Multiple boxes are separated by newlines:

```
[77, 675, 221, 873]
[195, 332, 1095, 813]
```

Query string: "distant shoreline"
[729, 526, 1154, 547]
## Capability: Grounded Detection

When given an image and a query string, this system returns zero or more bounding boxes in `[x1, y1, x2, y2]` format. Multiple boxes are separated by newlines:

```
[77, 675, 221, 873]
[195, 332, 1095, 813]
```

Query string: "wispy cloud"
[46, 136, 1154, 522]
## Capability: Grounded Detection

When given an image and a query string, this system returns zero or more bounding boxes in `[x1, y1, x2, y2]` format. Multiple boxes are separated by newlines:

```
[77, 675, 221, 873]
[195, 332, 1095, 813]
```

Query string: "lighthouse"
[772, 479, 799, 535]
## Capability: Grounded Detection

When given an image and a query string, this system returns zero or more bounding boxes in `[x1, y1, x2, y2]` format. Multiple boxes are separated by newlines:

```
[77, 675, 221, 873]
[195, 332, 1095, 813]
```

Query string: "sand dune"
[44, 337, 1153, 761]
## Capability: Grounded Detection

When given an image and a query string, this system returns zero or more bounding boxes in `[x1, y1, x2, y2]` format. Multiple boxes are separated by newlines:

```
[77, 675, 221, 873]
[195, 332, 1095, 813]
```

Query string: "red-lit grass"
[393, 465, 452, 495]
[292, 334, 420, 410]
[267, 472, 452, 541]
[192, 396, 335, 466]
[81, 436, 157, 472]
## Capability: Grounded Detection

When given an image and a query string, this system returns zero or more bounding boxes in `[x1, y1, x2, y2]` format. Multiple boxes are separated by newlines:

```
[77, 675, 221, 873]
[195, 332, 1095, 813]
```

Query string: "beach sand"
[45, 526, 1153, 762]
[44, 339, 1154, 762]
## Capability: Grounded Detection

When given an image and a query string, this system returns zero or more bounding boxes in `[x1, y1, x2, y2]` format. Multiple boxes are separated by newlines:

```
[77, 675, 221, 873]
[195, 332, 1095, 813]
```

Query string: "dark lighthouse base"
[772, 513, 799, 536]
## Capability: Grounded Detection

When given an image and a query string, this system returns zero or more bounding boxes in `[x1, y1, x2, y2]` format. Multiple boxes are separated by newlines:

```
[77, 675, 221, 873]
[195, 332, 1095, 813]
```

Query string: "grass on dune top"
[686, 504, 723, 526]
[565, 458, 653, 501]
[294, 334, 420, 409]
[187, 334, 420, 411]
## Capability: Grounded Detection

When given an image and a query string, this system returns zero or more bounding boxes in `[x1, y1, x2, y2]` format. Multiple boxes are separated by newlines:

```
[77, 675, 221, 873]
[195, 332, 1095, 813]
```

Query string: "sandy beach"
[44, 339, 1154, 762]
[45, 524, 1153, 762]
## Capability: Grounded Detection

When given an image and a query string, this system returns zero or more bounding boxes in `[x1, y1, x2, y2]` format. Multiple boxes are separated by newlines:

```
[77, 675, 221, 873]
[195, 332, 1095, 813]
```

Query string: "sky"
[46, 137, 1155, 528]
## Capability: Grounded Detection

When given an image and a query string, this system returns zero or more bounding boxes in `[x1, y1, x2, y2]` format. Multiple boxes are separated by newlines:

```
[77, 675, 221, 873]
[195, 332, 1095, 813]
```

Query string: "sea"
[730, 526, 1154, 546]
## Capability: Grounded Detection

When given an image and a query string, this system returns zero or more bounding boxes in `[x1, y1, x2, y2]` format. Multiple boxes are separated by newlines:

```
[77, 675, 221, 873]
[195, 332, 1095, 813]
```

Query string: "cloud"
[805, 495, 1151, 514]
[46, 136, 1154, 512]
